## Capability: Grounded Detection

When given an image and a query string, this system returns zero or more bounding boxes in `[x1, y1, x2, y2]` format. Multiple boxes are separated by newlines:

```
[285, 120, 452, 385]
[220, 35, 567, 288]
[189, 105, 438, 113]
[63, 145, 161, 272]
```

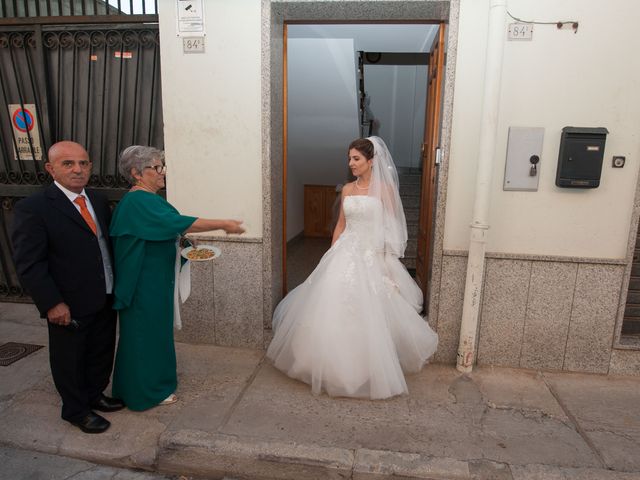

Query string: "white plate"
[181, 245, 222, 262]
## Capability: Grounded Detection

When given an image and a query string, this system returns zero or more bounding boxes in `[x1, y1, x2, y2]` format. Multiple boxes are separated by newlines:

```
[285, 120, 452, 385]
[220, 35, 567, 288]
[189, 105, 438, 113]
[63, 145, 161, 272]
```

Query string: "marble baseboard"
[177, 240, 264, 349]
[436, 253, 629, 375]
[609, 348, 640, 376]
[477, 259, 531, 367]
[433, 255, 467, 364]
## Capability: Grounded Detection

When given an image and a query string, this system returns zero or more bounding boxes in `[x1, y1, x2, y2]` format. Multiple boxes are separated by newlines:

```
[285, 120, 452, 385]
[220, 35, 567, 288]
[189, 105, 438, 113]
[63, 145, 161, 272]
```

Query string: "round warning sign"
[12, 107, 35, 132]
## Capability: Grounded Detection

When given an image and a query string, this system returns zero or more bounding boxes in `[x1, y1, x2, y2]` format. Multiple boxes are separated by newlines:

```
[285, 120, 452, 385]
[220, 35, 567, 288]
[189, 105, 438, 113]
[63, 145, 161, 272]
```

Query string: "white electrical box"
[503, 127, 545, 191]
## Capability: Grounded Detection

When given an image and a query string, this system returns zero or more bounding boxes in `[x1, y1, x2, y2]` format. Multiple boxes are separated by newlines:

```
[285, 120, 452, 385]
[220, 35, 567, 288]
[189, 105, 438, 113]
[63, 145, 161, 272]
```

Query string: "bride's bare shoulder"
[342, 182, 356, 196]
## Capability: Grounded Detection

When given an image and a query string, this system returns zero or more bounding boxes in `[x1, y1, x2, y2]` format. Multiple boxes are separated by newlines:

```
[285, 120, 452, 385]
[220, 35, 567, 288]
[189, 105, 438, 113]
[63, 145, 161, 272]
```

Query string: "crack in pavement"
[541, 373, 609, 469]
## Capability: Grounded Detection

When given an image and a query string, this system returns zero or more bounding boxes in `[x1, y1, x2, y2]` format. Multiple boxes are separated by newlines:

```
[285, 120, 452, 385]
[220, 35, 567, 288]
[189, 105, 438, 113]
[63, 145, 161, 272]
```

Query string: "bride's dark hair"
[348, 138, 374, 159]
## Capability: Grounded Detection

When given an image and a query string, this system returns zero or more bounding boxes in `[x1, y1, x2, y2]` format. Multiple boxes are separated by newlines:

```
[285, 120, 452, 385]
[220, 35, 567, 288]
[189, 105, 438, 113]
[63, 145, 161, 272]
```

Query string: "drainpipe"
[457, 0, 507, 373]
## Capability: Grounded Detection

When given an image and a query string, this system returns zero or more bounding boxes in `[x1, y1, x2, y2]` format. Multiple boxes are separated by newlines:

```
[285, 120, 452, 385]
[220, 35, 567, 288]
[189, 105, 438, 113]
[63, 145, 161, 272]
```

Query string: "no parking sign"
[8, 104, 43, 160]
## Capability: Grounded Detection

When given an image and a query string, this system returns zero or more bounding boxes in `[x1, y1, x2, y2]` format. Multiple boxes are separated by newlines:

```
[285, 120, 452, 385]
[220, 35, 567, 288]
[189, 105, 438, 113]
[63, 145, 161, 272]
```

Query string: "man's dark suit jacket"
[11, 183, 112, 318]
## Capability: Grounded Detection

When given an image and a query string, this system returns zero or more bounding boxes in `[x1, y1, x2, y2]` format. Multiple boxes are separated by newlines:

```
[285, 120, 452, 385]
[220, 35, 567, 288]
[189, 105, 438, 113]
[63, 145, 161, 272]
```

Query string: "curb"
[158, 430, 471, 479]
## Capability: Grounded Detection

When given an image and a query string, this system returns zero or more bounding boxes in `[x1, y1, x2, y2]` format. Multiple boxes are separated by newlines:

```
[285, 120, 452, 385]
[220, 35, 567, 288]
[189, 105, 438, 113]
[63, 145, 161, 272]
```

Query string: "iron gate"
[0, 14, 163, 301]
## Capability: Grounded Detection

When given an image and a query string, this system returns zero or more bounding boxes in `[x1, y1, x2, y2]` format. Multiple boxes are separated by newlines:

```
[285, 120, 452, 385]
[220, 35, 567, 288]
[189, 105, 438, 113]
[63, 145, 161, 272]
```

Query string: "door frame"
[416, 23, 446, 306]
[281, 20, 443, 296]
[264, 0, 460, 330]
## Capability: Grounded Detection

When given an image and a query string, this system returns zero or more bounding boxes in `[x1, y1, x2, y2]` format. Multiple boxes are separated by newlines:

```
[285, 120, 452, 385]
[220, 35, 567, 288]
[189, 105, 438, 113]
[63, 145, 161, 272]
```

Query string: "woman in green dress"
[110, 146, 244, 411]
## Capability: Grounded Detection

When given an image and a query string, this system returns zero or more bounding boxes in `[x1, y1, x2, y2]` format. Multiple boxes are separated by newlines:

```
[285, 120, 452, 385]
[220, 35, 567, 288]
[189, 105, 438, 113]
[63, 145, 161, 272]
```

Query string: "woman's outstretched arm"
[186, 218, 244, 234]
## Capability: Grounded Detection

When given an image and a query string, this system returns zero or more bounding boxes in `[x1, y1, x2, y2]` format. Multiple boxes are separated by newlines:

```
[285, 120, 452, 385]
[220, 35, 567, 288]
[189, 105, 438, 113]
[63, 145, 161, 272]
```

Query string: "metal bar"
[35, 24, 56, 155]
[69, 0, 75, 17]
[0, 0, 5, 18]
[0, 16, 159, 26]
[0, 204, 21, 298]
[116, 0, 121, 15]
[98, 36, 107, 180]
[17, 44, 38, 166]
[70, 34, 77, 138]
[142, 0, 146, 15]
[147, 34, 157, 145]
[34, 0, 40, 17]
[56, 35, 61, 141]
[154, 0, 158, 15]
[114, 38, 125, 176]
[11, 0, 17, 18]
[0, 67, 17, 175]
[7, 33, 30, 177]
[129, 0, 134, 15]
[84, 33, 92, 149]
[22, 27, 45, 170]
[0, 184, 55, 195]
[131, 36, 141, 147]
[93, 0, 98, 16]
[46, 0, 51, 17]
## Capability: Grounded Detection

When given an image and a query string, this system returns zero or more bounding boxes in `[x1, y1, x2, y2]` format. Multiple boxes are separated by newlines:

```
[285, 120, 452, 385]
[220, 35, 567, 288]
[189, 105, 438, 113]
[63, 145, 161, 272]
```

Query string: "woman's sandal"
[159, 393, 178, 406]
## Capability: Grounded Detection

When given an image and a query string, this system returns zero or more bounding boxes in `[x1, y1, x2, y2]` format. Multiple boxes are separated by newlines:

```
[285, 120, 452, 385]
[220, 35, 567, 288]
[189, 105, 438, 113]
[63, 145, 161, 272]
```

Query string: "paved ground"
[0, 445, 177, 479]
[1, 303, 639, 480]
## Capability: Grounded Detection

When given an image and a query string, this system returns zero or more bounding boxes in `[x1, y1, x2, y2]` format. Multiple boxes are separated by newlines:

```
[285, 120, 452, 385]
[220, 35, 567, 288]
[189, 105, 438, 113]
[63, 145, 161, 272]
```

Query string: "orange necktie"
[74, 195, 97, 235]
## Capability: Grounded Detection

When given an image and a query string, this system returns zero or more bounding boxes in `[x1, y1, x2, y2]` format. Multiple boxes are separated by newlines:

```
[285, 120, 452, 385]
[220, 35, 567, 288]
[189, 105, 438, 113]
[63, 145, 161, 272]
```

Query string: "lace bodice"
[342, 196, 382, 243]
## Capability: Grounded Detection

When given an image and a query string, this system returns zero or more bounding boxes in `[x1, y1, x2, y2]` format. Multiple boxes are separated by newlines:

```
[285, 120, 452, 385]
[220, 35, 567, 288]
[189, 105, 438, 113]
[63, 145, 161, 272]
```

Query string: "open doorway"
[283, 22, 446, 302]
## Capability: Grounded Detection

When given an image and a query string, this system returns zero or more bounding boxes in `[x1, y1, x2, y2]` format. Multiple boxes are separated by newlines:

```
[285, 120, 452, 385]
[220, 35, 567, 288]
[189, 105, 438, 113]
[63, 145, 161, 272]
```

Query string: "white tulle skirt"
[266, 236, 438, 400]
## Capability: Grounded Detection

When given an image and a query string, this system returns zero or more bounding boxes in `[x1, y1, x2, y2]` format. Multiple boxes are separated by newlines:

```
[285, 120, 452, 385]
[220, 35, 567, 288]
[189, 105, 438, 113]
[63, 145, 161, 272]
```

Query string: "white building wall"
[445, 0, 640, 259]
[157, 0, 262, 237]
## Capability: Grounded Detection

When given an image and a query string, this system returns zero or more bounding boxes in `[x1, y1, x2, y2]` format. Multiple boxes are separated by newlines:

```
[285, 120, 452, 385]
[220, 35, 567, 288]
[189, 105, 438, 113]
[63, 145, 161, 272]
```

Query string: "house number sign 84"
[508, 23, 533, 41]
[183, 37, 205, 53]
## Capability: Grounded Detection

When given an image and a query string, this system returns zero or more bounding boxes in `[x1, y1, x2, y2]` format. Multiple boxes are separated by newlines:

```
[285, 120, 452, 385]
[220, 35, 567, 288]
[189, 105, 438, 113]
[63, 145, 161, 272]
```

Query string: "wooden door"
[303, 185, 337, 238]
[415, 24, 445, 303]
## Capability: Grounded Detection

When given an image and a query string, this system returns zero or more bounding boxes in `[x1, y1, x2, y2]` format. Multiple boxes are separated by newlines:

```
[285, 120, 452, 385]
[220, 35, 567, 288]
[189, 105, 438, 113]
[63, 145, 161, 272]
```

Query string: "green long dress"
[110, 190, 196, 411]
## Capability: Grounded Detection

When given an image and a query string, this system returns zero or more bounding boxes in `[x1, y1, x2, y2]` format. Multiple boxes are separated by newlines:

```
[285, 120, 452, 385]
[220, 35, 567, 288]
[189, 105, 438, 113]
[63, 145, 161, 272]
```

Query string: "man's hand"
[47, 302, 71, 326]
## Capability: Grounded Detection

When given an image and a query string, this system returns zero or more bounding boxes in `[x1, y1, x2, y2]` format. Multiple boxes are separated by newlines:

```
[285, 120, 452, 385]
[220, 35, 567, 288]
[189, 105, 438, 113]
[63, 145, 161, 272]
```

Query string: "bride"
[267, 136, 438, 399]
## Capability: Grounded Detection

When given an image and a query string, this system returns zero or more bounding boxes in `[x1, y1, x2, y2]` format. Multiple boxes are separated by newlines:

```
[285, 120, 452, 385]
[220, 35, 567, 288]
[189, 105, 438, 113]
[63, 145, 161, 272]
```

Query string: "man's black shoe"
[69, 412, 110, 434]
[90, 394, 125, 412]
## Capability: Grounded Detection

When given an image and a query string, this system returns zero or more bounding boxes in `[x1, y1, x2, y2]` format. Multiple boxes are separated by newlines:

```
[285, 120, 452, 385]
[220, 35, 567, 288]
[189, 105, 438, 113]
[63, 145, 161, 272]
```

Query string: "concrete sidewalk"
[1, 303, 639, 480]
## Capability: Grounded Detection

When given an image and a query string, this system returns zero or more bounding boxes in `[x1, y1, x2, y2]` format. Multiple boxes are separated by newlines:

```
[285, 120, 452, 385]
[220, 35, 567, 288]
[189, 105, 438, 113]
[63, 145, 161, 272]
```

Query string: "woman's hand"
[223, 220, 245, 234]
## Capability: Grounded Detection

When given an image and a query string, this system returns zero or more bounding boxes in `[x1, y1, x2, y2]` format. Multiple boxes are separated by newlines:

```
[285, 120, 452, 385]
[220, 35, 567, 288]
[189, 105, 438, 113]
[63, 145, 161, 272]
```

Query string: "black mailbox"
[555, 127, 609, 188]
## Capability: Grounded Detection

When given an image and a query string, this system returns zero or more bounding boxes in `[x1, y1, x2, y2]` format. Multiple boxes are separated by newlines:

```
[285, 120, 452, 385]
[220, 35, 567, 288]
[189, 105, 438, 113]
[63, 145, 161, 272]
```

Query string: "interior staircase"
[397, 166, 422, 274]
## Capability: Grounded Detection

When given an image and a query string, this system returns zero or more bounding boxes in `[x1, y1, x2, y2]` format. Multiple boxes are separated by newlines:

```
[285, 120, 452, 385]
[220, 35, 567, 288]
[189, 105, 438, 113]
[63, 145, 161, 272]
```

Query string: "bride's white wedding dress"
[267, 195, 438, 399]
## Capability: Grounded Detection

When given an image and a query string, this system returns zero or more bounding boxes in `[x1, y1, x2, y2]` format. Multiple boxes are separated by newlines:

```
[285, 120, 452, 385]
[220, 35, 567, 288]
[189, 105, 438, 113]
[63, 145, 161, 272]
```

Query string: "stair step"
[397, 166, 422, 176]
[404, 207, 419, 223]
[400, 183, 421, 196]
[401, 195, 420, 209]
[401, 257, 416, 270]
[404, 238, 417, 257]
[398, 175, 422, 186]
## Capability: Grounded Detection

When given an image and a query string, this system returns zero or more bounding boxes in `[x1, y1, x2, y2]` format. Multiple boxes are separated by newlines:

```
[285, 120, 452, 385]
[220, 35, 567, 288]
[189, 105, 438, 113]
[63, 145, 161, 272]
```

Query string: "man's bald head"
[45, 141, 92, 194]
[48, 141, 88, 164]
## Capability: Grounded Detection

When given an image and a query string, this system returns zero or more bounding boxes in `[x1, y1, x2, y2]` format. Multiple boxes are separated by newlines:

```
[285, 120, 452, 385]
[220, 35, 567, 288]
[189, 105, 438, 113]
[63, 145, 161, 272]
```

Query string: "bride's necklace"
[355, 177, 370, 190]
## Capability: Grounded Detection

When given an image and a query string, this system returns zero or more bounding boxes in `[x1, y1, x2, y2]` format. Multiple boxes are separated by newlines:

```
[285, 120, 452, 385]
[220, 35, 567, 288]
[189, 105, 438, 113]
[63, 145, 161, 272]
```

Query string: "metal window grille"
[0, 0, 159, 18]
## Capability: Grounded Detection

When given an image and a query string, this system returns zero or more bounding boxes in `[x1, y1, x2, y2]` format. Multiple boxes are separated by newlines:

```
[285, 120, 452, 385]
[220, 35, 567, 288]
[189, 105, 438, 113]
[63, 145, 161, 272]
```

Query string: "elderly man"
[11, 140, 124, 433]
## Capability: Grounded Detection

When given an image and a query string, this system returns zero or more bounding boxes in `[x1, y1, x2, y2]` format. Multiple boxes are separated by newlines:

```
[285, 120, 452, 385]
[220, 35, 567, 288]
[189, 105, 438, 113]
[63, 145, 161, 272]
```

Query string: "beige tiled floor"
[286, 236, 331, 291]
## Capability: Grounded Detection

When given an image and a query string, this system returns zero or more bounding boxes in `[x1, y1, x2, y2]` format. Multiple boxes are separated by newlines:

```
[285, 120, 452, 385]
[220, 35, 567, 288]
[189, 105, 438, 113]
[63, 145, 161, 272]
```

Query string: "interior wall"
[286, 37, 359, 240]
[157, 0, 262, 236]
[365, 63, 428, 169]
[286, 23, 438, 239]
[444, 0, 640, 259]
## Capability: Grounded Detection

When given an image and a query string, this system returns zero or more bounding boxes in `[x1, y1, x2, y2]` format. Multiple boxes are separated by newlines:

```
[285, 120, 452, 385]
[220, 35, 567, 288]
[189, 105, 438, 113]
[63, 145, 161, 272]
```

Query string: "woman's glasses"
[145, 164, 167, 174]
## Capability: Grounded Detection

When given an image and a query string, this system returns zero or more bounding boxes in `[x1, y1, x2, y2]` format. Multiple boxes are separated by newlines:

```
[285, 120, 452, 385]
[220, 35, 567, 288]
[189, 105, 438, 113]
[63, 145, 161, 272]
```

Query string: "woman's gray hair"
[119, 145, 165, 184]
